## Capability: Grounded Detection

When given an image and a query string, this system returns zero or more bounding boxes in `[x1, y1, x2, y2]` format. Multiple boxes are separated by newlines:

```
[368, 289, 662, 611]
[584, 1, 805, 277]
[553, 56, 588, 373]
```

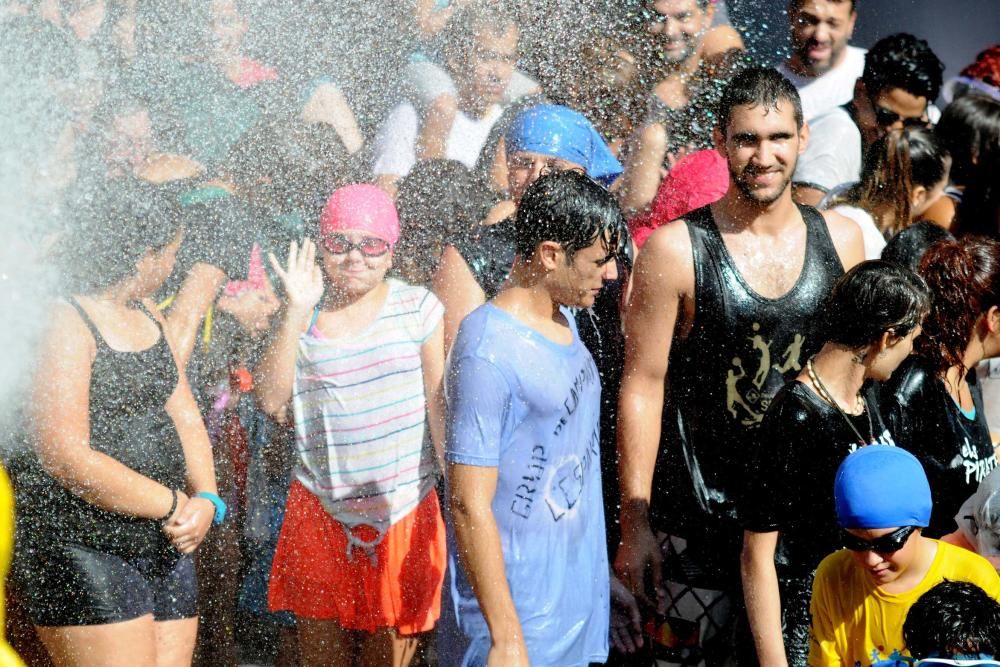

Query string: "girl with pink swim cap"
[256, 183, 447, 665]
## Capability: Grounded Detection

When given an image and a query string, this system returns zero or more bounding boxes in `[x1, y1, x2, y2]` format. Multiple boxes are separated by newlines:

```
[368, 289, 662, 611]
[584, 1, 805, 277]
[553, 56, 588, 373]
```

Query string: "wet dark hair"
[903, 581, 1000, 659]
[916, 236, 1000, 375]
[717, 67, 804, 134]
[830, 127, 950, 238]
[816, 260, 930, 349]
[861, 33, 944, 102]
[936, 95, 1000, 186]
[393, 160, 490, 287]
[880, 221, 954, 272]
[945, 95, 1000, 237]
[513, 170, 628, 261]
[59, 178, 182, 294]
[223, 118, 351, 223]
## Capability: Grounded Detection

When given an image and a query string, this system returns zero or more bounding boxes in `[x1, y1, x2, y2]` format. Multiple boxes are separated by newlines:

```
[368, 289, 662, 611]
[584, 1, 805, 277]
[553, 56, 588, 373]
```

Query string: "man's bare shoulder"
[820, 208, 866, 269]
[636, 220, 696, 293]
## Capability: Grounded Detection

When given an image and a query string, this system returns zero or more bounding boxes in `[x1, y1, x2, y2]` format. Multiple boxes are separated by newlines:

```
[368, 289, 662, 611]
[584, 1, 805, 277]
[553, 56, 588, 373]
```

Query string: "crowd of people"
[2, 0, 1000, 666]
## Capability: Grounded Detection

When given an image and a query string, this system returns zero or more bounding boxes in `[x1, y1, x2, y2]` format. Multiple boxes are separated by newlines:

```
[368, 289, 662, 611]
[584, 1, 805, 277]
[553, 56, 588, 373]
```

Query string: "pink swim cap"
[319, 184, 400, 246]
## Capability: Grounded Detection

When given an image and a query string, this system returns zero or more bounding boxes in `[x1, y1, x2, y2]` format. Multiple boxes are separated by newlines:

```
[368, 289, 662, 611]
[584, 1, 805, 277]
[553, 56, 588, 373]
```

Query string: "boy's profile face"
[845, 526, 921, 586]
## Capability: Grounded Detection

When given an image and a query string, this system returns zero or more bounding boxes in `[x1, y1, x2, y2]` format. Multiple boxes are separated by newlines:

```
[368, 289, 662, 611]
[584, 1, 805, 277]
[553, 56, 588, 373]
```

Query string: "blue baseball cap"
[834, 445, 932, 529]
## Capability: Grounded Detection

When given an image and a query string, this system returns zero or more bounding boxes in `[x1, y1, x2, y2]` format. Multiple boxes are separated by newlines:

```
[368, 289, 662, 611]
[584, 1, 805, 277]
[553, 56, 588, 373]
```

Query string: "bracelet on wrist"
[194, 492, 227, 526]
[160, 488, 178, 525]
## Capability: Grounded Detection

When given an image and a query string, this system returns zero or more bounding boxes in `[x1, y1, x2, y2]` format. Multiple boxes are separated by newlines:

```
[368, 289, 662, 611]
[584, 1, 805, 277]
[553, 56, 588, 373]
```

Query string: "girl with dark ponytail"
[742, 261, 931, 665]
[825, 127, 951, 258]
[884, 237, 1000, 538]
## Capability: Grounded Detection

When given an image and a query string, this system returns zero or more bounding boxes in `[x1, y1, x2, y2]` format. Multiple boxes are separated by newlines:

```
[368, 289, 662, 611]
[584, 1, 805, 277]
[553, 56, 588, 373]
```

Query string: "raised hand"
[269, 239, 324, 313]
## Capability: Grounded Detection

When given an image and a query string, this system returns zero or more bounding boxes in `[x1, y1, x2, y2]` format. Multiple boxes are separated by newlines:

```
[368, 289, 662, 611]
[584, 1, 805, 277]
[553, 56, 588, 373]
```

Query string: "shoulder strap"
[308, 308, 320, 332]
[67, 297, 109, 349]
[133, 300, 165, 334]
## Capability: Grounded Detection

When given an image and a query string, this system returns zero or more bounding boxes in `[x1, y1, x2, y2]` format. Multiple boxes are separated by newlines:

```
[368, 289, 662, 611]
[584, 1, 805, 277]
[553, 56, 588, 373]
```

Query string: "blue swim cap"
[505, 104, 623, 186]
[834, 445, 932, 529]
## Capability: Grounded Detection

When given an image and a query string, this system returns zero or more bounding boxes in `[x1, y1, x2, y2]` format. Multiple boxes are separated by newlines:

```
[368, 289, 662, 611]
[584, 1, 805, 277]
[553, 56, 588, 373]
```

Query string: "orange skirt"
[268, 481, 445, 635]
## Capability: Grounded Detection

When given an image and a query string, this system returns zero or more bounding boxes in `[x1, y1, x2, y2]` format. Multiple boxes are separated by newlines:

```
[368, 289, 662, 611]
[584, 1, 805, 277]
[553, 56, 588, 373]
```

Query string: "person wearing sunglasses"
[809, 445, 1000, 667]
[741, 260, 931, 666]
[793, 33, 944, 207]
[256, 184, 447, 667]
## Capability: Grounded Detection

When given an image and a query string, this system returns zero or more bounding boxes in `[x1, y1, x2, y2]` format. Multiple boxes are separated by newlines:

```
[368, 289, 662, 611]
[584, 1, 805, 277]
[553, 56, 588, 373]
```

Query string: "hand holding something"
[610, 572, 645, 654]
[163, 495, 214, 554]
[268, 239, 324, 313]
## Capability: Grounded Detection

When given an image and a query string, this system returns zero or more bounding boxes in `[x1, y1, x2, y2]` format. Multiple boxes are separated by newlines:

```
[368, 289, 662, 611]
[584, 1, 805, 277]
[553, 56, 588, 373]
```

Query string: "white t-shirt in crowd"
[829, 203, 886, 260]
[794, 106, 862, 193]
[371, 101, 503, 178]
[777, 46, 866, 122]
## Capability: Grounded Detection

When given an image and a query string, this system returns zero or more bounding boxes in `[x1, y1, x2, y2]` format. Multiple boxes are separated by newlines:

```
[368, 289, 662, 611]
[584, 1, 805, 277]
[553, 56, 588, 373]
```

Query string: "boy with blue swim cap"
[809, 445, 1000, 667]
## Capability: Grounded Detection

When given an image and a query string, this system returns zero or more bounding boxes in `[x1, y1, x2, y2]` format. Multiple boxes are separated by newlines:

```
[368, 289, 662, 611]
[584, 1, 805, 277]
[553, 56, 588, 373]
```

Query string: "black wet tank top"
[651, 204, 845, 534]
[15, 299, 187, 561]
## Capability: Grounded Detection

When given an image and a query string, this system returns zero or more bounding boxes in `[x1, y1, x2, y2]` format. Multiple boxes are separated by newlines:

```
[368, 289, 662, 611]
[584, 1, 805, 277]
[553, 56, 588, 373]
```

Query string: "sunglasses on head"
[321, 234, 391, 258]
[841, 525, 918, 554]
[873, 105, 929, 130]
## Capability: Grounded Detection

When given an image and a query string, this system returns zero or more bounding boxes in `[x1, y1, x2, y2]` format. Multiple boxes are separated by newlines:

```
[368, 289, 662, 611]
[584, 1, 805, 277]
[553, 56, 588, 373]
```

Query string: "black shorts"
[12, 541, 197, 627]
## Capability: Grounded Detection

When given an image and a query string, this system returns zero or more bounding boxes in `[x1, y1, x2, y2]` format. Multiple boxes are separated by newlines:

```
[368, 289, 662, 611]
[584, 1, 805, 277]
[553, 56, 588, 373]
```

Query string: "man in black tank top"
[614, 68, 864, 665]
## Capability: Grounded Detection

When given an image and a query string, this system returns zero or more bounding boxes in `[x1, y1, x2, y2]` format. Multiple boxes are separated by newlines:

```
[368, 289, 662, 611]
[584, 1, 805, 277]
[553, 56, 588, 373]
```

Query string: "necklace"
[806, 357, 875, 447]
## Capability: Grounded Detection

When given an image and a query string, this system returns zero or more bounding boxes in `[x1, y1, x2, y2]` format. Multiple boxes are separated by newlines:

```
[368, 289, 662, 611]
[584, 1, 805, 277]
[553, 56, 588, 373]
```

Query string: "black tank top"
[651, 204, 845, 534]
[15, 299, 186, 562]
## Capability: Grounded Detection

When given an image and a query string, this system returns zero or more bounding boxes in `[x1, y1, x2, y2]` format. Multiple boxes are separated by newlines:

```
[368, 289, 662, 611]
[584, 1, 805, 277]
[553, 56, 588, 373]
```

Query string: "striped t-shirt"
[291, 279, 443, 544]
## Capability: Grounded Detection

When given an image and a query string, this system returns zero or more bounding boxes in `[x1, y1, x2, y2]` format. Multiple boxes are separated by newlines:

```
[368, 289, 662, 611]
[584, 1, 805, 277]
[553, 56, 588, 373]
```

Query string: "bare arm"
[741, 530, 788, 667]
[161, 364, 218, 553]
[615, 222, 693, 603]
[449, 463, 529, 666]
[421, 322, 446, 467]
[161, 262, 228, 371]
[301, 82, 365, 155]
[30, 303, 179, 520]
[256, 240, 324, 419]
[821, 209, 865, 271]
[617, 123, 668, 218]
[431, 244, 486, 354]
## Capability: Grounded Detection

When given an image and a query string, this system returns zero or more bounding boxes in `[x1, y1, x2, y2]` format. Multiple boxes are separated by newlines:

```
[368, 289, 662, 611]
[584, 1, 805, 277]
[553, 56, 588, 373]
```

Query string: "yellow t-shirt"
[808, 540, 1000, 667]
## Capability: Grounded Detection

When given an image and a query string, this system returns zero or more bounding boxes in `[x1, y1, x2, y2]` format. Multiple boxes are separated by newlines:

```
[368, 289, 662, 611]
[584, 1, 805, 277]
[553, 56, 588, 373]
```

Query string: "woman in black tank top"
[741, 261, 931, 665]
[12, 182, 220, 666]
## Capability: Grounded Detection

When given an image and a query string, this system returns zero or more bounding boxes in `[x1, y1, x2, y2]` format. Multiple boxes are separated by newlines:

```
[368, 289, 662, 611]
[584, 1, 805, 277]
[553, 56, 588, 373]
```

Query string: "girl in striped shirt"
[257, 184, 446, 666]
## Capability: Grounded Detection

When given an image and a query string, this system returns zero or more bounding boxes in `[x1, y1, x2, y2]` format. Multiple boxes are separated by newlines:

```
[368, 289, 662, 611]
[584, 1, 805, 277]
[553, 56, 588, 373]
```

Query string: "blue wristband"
[194, 492, 227, 526]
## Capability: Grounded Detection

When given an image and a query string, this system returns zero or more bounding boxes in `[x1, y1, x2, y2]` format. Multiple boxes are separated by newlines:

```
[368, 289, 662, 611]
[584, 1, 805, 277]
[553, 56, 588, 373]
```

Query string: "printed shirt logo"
[960, 436, 998, 485]
[726, 322, 805, 427]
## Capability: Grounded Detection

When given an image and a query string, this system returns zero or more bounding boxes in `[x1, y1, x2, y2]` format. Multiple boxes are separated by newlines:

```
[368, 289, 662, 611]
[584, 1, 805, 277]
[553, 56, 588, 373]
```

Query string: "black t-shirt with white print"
[743, 379, 895, 576]
[883, 356, 999, 538]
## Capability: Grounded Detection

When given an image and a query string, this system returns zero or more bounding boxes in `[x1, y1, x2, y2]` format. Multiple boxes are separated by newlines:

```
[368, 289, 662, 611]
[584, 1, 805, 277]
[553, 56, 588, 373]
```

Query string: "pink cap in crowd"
[319, 184, 400, 246]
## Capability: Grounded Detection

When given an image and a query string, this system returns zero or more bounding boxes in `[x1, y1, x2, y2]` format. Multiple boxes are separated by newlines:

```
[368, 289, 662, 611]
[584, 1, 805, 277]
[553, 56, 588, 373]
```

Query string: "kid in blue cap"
[809, 445, 1000, 667]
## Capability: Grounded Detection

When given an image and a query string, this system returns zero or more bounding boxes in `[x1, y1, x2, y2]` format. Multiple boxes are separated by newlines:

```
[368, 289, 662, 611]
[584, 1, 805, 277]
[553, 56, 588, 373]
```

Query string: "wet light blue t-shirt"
[444, 303, 609, 667]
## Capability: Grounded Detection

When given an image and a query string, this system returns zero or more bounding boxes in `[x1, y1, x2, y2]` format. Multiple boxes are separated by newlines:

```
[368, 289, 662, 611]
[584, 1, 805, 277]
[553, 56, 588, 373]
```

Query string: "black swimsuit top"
[15, 298, 186, 561]
[652, 203, 845, 531]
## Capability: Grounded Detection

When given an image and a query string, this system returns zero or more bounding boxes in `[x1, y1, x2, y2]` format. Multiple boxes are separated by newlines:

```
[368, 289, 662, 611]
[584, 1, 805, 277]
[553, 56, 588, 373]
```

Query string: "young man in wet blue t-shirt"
[444, 170, 628, 667]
